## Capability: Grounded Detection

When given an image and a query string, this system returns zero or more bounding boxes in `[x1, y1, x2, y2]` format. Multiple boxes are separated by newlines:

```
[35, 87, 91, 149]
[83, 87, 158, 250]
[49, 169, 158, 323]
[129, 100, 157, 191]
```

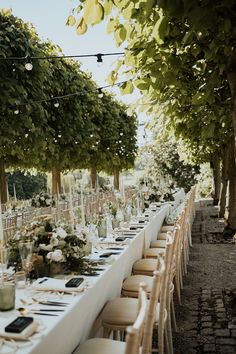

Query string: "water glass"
[18, 242, 33, 282]
[0, 283, 15, 311]
[14, 271, 26, 289]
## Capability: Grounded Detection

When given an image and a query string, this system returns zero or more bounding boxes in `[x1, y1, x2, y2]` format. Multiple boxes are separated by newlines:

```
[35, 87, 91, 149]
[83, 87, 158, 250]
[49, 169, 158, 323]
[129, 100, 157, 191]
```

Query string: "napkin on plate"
[0, 318, 39, 340]
[32, 277, 85, 293]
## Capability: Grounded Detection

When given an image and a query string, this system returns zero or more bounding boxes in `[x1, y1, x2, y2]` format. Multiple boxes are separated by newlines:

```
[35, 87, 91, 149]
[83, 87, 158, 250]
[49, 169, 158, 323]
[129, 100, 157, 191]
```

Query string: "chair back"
[142, 257, 165, 354]
[125, 283, 148, 354]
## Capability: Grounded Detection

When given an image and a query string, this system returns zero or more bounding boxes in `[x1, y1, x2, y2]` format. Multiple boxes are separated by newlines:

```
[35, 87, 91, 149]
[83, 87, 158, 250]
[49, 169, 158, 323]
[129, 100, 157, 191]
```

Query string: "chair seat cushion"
[161, 225, 174, 232]
[133, 259, 158, 276]
[157, 233, 168, 240]
[150, 239, 166, 248]
[122, 275, 153, 297]
[102, 298, 166, 329]
[102, 298, 138, 326]
[75, 338, 126, 354]
[144, 248, 165, 259]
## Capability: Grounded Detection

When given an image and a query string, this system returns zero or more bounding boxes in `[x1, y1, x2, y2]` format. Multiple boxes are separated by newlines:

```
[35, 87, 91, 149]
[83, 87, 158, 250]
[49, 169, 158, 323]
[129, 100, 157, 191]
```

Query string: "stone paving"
[173, 205, 236, 354]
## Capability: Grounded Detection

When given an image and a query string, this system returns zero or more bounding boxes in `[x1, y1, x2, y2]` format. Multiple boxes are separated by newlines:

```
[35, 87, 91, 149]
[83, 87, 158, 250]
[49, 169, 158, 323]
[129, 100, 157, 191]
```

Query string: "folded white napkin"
[0, 318, 39, 340]
[32, 277, 85, 293]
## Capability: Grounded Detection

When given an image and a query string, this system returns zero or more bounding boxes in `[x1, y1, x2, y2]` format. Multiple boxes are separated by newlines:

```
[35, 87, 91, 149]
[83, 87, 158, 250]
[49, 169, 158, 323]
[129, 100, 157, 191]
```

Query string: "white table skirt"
[1, 204, 174, 354]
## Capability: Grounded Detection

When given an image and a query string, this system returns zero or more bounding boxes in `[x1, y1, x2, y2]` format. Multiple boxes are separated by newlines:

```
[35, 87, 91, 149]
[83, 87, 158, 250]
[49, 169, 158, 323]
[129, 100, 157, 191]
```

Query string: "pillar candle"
[13, 184, 17, 202]
[69, 182, 74, 230]
[81, 184, 85, 227]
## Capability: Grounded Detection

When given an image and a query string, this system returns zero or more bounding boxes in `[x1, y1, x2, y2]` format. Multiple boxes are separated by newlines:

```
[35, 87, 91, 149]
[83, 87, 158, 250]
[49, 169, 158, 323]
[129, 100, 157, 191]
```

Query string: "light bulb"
[98, 88, 103, 98]
[14, 109, 19, 115]
[54, 102, 59, 108]
[96, 53, 103, 67]
[120, 132, 123, 136]
[25, 62, 33, 71]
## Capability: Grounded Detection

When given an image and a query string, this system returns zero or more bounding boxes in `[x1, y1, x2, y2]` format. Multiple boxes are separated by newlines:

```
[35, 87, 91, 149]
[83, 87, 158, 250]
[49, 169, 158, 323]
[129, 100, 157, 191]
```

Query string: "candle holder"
[18, 241, 33, 284]
[0, 283, 15, 311]
[0, 247, 15, 311]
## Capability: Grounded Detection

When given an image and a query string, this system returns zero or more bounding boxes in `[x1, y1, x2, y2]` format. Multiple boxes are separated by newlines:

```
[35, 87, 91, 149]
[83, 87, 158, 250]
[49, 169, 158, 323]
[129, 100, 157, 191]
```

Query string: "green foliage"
[7, 171, 46, 200]
[0, 10, 137, 177]
[196, 164, 213, 199]
[71, 0, 234, 166]
[148, 137, 200, 192]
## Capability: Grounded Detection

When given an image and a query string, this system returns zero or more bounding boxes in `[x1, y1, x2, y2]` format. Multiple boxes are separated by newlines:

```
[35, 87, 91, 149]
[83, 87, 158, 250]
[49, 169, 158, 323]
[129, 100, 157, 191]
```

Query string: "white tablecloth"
[0, 204, 172, 354]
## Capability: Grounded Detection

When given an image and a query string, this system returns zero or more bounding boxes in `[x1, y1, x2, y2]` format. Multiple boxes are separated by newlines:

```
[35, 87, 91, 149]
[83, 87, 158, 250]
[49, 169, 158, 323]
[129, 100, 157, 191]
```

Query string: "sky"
[0, 0, 152, 145]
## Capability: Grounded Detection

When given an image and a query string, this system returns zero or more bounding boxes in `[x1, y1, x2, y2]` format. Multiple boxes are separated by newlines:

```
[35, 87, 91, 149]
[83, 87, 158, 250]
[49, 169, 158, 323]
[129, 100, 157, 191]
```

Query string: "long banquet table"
[0, 189, 184, 354]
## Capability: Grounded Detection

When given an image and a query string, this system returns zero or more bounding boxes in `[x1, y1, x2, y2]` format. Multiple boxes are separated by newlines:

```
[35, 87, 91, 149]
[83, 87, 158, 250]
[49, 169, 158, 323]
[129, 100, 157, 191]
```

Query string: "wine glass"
[0, 247, 8, 284]
[18, 242, 33, 284]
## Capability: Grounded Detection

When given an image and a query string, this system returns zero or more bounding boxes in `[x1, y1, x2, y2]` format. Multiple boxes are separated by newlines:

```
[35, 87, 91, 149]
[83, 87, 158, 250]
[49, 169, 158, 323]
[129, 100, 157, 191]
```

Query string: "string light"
[11, 80, 129, 112]
[96, 53, 103, 67]
[98, 88, 103, 98]
[14, 108, 19, 115]
[0, 52, 124, 65]
[25, 57, 33, 71]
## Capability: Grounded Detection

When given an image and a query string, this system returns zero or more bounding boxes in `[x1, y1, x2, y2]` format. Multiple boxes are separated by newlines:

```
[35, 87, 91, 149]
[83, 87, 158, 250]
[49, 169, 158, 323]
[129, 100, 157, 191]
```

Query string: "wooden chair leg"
[171, 298, 178, 332]
[174, 276, 181, 305]
[167, 314, 173, 354]
[164, 328, 170, 354]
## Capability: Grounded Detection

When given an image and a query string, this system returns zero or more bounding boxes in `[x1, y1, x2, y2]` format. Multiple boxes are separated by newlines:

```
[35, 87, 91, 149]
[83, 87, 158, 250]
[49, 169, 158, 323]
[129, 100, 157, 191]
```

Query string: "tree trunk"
[0, 160, 8, 204]
[52, 167, 61, 197]
[228, 137, 236, 227]
[211, 154, 221, 205]
[227, 47, 236, 162]
[114, 167, 120, 190]
[90, 167, 97, 190]
[219, 146, 229, 218]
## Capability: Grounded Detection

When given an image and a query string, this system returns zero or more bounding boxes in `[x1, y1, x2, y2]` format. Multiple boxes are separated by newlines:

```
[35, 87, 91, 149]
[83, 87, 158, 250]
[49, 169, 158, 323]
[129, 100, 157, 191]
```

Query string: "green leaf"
[134, 79, 150, 91]
[120, 81, 134, 95]
[114, 25, 127, 46]
[107, 18, 116, 34]
[122, 2, 134, 19]
[104, 0, 113, 15]
[66, 15, 76, 27]
[83, 0, 104, 25]
[153, 15, 169, 44]
[76, 18, 87, 35]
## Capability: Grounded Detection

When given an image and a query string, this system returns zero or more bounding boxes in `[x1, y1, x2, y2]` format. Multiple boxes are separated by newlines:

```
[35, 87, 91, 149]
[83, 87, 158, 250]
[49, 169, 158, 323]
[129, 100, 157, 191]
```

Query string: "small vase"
[49, 262, 64, 276]
[98, 220, 107, 237]
[112, 218, 120, 229]
[83, 241, 92, 256]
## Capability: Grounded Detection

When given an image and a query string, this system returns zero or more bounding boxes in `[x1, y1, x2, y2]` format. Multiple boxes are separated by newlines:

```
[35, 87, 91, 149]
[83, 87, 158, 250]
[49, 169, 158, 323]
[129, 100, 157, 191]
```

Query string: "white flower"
[45, 199, 51, 205]
[55, 227, 67, 238]
[47, 249, 64, 262]
[40, 196, 45, 201]
[39, 243, 53, 251]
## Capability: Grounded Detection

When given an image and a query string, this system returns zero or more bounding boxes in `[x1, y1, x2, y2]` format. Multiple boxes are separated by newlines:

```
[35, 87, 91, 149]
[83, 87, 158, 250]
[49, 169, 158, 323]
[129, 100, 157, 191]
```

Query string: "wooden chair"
[3, 215, 17, 242]
[101, 266, 165, 353]
[102, 239, 174, 354]
[74, 284, 148, 354]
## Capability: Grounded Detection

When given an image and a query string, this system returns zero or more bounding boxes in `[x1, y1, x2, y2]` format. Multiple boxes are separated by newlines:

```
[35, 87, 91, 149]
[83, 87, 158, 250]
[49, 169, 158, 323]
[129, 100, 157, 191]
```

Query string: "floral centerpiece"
[31, 192, 55, 208]
[8, 218, 95, 276]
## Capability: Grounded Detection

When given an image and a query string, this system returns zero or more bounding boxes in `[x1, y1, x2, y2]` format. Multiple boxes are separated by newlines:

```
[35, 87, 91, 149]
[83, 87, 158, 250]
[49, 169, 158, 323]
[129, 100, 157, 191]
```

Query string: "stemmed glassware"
[18, 242, 33, 284]
[0, 247, 8, 284]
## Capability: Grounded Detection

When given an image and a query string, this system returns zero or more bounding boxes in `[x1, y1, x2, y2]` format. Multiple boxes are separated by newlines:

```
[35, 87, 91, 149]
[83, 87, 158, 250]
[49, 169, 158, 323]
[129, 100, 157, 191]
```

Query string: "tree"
[151, 138, 200, 192]
[69, 0, 236, 224]
[8, 171, 46, 200]
[0, 9, 51, 202]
